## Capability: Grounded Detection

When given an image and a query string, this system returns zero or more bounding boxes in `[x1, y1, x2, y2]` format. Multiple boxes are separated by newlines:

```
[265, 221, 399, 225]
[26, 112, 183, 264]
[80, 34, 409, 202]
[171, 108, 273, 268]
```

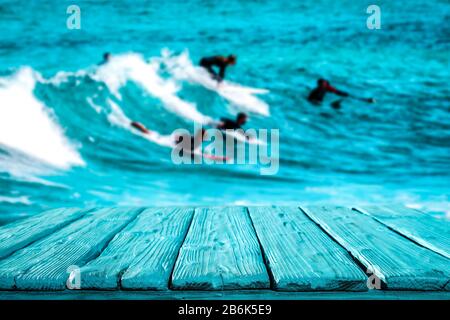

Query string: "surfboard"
[219, 82, 269, 95]
[211, 81, 270, 116]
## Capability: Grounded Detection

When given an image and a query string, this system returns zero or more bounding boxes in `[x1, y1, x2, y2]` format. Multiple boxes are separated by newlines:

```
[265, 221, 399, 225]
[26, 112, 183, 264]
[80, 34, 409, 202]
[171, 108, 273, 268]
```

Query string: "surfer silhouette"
[199, 55, 237, 82]
[98, 52, 111, 65]
[308, 78, 375, 108]
[131, 121, 207, 157]
[215, 113, 255, 142]
[308, 79, 349, 103]
[217, 112, 248, 130]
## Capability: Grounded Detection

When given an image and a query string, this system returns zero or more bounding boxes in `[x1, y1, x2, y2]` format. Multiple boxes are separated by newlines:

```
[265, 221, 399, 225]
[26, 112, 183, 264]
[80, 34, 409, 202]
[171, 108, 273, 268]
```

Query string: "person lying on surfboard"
[131, 121, 225, 159]
[174, 129, 229, 161]
[199, 55, 237, 82]
[308, 78, 375, 108]
[131, 121, 206, 151]
[215, 112, 256, 142]
[217, 112, 247, 131]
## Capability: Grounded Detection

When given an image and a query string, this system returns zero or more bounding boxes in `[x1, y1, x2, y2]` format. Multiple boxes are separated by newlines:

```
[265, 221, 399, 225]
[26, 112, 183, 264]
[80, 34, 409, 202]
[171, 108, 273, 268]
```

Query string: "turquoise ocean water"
[0, 0, 449, 223]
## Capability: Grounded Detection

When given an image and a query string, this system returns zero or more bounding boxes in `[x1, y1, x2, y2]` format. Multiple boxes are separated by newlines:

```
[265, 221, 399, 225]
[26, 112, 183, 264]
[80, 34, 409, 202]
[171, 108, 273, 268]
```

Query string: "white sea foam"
[44, 69, 89, 86]
[106, 99, 131, 128]
[86, 97, 102, 113]
[106, 99, 175, 148]
[0, 67, 85, 169]
[93, 53, 212, 124]
[161, 50, 270, 116]
[0, 195, 31, 205]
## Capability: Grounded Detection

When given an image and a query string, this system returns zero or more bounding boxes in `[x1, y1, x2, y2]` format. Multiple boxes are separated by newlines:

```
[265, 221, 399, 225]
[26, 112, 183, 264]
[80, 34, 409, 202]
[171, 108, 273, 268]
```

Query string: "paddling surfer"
[216, 112, 248, 130]
[215, 112, 255, 141]
[308, 78, 374, 108]
[199, 55, 237, 82]
[131, 121, 206, 156]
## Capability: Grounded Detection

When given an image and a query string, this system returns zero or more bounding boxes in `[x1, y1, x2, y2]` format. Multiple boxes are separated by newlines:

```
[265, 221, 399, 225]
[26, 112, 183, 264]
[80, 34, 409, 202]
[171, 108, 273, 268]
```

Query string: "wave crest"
[0, 67, 85, 170]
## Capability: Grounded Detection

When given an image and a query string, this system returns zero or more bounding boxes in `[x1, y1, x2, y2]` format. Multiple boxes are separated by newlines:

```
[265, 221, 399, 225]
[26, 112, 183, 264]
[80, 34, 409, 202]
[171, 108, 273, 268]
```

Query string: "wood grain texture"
[302, 206, 450, 291]
[356, 205, 450, 259]
[0, 207, 141, 290]
[171, 207, 270, 290]
[81, 207, 194, 290]
[248, 206, 367, 291]
[1, 289, 450, 300]
[0, 208, 88, 260]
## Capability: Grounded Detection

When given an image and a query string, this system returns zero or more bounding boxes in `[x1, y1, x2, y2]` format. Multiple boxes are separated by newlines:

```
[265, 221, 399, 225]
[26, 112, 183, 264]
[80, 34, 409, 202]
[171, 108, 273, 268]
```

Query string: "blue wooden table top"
[0, 206, 449, 299]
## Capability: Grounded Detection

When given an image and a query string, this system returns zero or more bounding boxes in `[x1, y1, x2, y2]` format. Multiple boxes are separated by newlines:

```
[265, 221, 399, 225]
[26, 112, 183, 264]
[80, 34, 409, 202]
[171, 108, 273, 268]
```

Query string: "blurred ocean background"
[0, 0, 449, 224]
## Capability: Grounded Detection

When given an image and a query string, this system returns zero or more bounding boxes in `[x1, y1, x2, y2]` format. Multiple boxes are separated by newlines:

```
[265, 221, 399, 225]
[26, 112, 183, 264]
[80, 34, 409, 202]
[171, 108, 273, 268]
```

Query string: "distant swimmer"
[199, 55, 237, 82]
[98, 52, 111, 65]
[216, 112, 247, 130]
[308, 79, 349, 103]
[308, 78, 375, 107]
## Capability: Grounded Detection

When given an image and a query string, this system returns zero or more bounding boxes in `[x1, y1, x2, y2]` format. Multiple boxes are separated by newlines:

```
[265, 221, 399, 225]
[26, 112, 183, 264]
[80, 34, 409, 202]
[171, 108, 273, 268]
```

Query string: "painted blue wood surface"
[0, 205, 448, 294]
[0, 208, 88, 260]
[80, 207, 193, 290]
[1, 289, 449, 300]
[302, 206, 450, 291]
[0, 208, 141, 290]
[248, 206, 367, 291]
[356, 206, 450, 259]
[171, 207, 270, 290]
[120, 208, 193, 290]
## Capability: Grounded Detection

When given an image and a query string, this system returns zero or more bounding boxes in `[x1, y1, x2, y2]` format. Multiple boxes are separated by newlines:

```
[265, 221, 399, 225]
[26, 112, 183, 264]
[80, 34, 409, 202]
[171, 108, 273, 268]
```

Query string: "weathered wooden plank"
[0, 210, 105, 289]
[80, 207, 193, 290]
[356, 205, 450, 259]
[171, 207, 270, 290]
[1, 289, 450, 300]
[0, 207, 141, 290]
[0, 208, 88, 260]
[248, 206, 367, 291]
[302, 206, 450, 291]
